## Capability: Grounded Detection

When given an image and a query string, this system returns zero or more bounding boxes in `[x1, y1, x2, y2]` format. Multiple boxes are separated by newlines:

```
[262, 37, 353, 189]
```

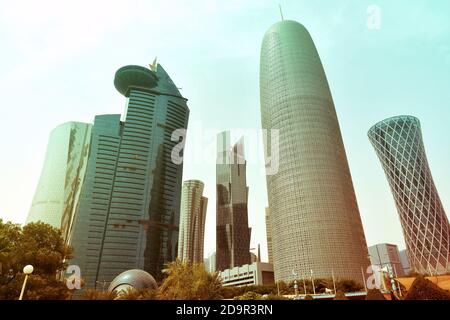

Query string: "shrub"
[334, 290, 349, 300]
[263, 294, 289, 300]
[365, 289, 386, 300]
[404, 276, 450, 300]
[234, 291, 263, 300]
[336, 280, 363, 293]
[79, 288, 117, 300]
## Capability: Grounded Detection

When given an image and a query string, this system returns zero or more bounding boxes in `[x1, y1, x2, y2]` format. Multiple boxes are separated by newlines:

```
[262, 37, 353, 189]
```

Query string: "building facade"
[368, 115, 450, 275]
[260, 20, 370, 282]
[216, 131, 251, 272]
[178, 180, 208, 263]
[399, 249, 411, 275]
[204, 252, 216, 273]
[27, 122, 92, 230]
[219, 262, 274, 287]
[265, 207, 273, 264]
[69, 63, 189, 288]
[368, 243, 405, 277]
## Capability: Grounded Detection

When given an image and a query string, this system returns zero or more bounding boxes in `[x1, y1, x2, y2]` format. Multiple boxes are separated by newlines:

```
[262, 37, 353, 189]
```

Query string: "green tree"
[0, 221, 73, 300]
[234, 291, 263, 300]
[118, 287, 159, 300]
[158, 259, 222, 300]
[15, 222, 72, 276]
[79, 288, 117, 300]
[0, 219, 21, 274]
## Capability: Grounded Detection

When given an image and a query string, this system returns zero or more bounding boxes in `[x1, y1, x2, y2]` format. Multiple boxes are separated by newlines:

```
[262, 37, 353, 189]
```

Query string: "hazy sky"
[1, 0, 449, 262]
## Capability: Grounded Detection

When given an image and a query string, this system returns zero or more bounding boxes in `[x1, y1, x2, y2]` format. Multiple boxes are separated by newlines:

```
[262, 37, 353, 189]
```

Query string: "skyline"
[1, 0, 450, 263]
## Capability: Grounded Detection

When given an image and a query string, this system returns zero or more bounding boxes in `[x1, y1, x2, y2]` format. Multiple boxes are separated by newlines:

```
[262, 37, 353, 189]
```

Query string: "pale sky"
[0, 0, 449, 262]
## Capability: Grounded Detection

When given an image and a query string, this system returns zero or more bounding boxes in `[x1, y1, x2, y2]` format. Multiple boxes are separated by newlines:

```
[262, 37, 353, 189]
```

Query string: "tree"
[118, 287, 159, 300]
[15, 222, 73, 276]
[365, 289, 386, 300]
[234, 291, 263, 300]
[79, 288, 117, 300]
[158, 259, 222, 300]
[0, 220, 21, 274]
[336, 279, 364, 293]
[404, 276, 450, 300]
[0, 221, 73, 300]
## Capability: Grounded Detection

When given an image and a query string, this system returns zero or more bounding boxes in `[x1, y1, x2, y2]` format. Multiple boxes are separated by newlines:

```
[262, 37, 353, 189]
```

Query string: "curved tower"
[27, 122, 92, 229]
[368, 115, 450, 274]
[178, 180, 208, 263]
[260, 20, 369, 282]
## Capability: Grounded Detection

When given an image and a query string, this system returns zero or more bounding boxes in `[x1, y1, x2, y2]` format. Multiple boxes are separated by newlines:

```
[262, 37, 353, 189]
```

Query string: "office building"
[178, 180, 208, 263]
[368, 243, 405, 277]
[260, 19, 370, 282]
[399, 249, 411, 275]
[265, 207, 273, 264]
[219, 262, 274, 287]
[27, 122, 92, 230]
[216, 131, 251, 271]
[204, 252, 216, 274]
[69, 62, 189, 288]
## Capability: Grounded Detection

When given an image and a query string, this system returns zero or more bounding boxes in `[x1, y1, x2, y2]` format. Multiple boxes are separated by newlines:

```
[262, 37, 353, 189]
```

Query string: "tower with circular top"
[70, 62, 189, 288]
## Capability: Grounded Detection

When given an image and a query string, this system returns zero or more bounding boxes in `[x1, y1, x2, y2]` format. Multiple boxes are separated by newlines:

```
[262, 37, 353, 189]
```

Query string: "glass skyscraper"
[27, 122, 92, 230]
[178, 180, 208, 263]
[216, 131, 251, 271]
[260, 20, 370, 282]
[368, 115, 450, 275]
[69, 63, 189, 288]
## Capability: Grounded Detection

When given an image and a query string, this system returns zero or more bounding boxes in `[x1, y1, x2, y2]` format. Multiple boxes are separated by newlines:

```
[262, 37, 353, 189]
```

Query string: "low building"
[219, 262, 274, 287]
[369, 243, 405, 277]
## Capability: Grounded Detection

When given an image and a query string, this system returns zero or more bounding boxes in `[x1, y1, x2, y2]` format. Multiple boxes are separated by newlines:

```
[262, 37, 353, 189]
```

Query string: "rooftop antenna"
[279, 4, 284, 21]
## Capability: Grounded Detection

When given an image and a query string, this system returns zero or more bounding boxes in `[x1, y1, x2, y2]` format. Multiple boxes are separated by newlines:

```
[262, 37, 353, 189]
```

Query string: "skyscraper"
[204, 252, 216, 273]
[27, 122, 92, 230]
[69, 63, 189, 288]
[368, 115, 450, 275]
[216, 131, 251, 271]
[260, 20, 370, 282]
[265, 207, 273, 264]
[178, 180, 208, 263]
[399, 250, 411, 275]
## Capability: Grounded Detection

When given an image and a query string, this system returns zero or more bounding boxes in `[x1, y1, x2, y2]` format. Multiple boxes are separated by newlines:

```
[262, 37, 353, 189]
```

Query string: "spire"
[279, 4, 284, 21]
[149, 57, 158, 72]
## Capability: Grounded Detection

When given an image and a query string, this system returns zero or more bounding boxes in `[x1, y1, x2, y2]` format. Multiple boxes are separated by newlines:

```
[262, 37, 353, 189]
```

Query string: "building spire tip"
[279, 4, 284, 21]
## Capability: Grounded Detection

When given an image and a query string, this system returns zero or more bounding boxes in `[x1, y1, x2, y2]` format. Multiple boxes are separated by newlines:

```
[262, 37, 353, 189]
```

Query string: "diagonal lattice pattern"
[368, 115, 450, 274]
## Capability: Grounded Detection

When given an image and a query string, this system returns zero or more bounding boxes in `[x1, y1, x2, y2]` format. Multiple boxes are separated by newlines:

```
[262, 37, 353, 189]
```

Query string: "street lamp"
[19, 265, 33, 300]
[292, 270, 298, 298]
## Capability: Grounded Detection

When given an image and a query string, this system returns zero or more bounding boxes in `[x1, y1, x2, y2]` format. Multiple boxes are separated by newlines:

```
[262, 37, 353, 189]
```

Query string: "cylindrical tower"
[368, 115, 450, 274]
[178, 180, 208, 263]
[260, 20, 370, 283]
